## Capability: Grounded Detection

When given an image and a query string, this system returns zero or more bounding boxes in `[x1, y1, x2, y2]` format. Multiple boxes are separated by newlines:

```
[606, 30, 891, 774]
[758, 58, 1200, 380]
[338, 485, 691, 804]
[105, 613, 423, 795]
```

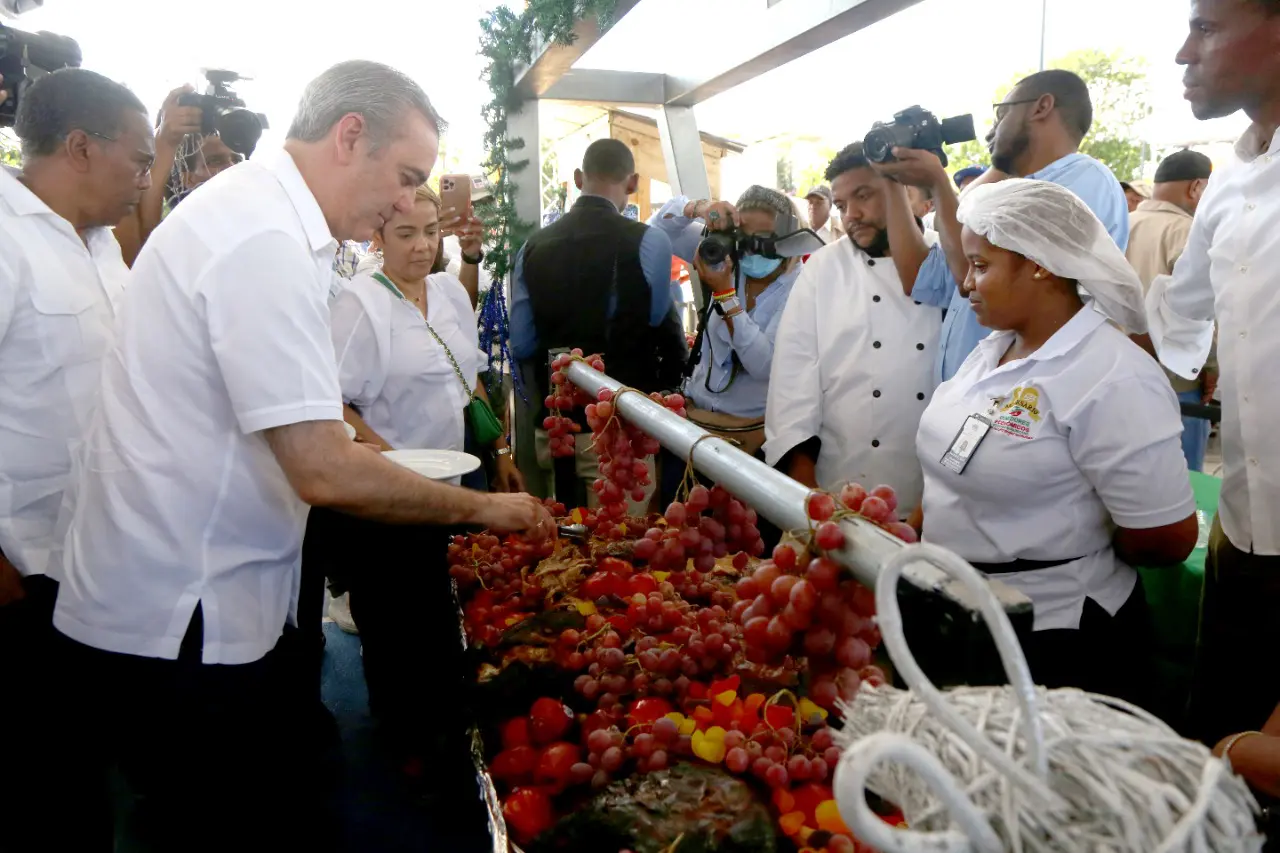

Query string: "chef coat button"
[873, 390, 881, 398]
[1191, 367, 1199, 374]
[916, 342, 925, 350]
[873, 341, 881, 348]
[871, 439, 880, 448]
[867, 259, 876, 267]
[872, 295, 881, 302]
[913, 300, 922, 305]
[917, 392, 925, 400]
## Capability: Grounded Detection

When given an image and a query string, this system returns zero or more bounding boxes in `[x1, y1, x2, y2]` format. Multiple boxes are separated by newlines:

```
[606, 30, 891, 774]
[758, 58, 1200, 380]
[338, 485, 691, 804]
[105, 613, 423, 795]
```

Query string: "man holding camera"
[877, 70, 1129, 383]
[0, 67, 153, 852]
[51, 60, 551, 849]
[765, 142, 943, 515]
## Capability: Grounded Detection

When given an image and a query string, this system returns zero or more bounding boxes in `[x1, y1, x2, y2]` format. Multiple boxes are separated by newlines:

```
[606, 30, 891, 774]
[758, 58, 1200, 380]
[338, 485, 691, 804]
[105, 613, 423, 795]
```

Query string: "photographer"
[875, 70, 1129, 383]
[115, 85, 245, 266]
[0, 67, 153, 852]
[765, 142, 942, 515]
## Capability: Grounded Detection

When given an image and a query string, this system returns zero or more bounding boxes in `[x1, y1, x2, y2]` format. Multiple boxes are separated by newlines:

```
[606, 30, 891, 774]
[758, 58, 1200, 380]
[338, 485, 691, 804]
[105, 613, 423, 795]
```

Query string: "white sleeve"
[205, 231, 343, 434]
[329, 284, 388, 409]
[1146, 196, 1216, 380]
[1065, 373, 1196, 529]
[763, 261, 823, 466]
[0, 254, 17, 345]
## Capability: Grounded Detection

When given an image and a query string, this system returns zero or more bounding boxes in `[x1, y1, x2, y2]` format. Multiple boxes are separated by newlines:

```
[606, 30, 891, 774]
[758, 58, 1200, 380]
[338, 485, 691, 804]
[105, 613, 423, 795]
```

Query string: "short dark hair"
[581, 138, 634, 182]
[14, 68, 148, 160]
[1015, 69, 1093, 142]
[824, 142, 870, 182]
[1154, 149, 1213, 183]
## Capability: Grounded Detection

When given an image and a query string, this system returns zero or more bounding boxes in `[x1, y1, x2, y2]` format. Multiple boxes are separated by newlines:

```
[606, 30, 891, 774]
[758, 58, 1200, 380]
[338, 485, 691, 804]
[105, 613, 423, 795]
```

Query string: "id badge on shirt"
[940, 414, 992, 474]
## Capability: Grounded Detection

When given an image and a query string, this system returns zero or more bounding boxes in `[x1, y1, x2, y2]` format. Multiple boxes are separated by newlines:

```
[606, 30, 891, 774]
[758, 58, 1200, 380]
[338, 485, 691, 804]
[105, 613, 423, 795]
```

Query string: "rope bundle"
[831, 543, 1264, 853]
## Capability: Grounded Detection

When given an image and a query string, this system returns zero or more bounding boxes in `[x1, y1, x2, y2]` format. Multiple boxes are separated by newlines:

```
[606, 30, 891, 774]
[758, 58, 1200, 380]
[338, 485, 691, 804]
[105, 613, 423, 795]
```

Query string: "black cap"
[1154, 150, 1213, 184]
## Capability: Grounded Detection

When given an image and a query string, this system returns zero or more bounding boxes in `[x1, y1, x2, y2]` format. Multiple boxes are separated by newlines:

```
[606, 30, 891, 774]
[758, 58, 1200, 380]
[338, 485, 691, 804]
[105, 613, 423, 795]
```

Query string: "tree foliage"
[0, 131, 19, 167]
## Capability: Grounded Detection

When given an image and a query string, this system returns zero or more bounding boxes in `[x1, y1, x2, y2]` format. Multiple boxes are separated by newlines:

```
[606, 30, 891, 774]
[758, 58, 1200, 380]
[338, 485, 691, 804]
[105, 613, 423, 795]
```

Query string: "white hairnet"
[956, 179, 1147, 334]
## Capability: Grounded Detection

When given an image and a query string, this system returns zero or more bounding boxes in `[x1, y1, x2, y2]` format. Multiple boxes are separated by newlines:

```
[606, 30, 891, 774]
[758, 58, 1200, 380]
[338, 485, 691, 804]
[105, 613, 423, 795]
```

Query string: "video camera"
[863, 105, 976, 168]
[696, 226, 825, 269]
[176, 69, 268, 159]
[0, 22, 81, 128]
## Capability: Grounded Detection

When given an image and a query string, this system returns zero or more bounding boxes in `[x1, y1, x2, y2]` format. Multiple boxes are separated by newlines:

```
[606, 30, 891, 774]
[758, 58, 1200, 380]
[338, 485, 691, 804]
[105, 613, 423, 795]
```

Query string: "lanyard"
[372, 272, 475, 400]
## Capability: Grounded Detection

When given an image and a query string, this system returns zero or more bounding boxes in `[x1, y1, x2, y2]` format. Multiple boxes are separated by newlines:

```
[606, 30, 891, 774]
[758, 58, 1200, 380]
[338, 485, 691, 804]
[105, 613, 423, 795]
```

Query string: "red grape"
[803, 626, 837, 656]
[786, 755, 812, 781]
[770, 574, 800, 605]
[726, 747, 750, 773]
[789, 579, 818, 612]
[836, 636, 872, 669]
[601, 746, 624, 772]
[664, 502, 687, 527]
[869, 484, 899, 513]
[764, 763, 790, 788]
[765, 617, 793, 652]
[885, 521, 919, 543]
[805, 557, 841, 593]
[648, 749, 668, 770]
[652, 717, 678, 743]
[807, 492, 836, 522]
[815, 521, 846, 551]
[810, 757, 829, 781]
[772, 544, 797, 572]
[859, 496, 892, 524]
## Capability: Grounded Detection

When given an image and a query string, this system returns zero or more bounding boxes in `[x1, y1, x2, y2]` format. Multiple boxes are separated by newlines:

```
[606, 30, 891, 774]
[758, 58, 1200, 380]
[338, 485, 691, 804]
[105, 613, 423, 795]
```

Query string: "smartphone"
[438, 174, 473, 224]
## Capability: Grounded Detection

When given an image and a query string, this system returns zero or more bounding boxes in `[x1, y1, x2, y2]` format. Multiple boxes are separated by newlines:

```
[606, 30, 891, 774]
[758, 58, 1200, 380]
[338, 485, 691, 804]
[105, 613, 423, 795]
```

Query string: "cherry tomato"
[501, 717, 531, 750]
[529, 697, 573, 745]
[490, 745, 537, 785]
[535, 741, 580, 789]
[503, 787, 555, 842]
[627, 697, 674, 727]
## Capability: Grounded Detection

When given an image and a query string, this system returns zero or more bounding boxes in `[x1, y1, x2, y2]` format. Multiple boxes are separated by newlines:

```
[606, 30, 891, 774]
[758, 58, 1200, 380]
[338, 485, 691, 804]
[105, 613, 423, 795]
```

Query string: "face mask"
[740, 253, 783, 280]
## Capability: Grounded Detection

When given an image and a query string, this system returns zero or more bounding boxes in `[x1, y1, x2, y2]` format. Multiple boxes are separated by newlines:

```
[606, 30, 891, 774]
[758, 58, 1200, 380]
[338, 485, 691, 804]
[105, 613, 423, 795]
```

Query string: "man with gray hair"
[52, 60, 552, 849]
[0, 66, 152, 853]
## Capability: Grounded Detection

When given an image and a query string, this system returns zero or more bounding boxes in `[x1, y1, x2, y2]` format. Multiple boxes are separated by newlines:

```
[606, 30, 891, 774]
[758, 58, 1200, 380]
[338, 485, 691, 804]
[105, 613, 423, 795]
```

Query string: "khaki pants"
[534, 428, 655, 514]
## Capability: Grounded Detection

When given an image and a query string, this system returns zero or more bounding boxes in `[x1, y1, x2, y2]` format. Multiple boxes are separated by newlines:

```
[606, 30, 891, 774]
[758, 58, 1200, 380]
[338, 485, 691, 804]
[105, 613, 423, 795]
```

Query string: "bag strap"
[373, 272, 474, 400]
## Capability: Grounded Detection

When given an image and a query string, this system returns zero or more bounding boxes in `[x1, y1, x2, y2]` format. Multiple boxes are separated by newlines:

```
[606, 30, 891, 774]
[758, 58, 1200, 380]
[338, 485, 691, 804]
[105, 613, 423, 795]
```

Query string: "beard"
[852, 224, 891, 258]
[991, 120, 1031, 175]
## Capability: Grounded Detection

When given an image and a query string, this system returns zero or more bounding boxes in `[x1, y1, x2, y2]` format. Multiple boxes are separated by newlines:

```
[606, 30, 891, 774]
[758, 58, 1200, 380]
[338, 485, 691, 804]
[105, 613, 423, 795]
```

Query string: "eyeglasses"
[83, 129, 155, 179]
[992, 98, 1040, 122]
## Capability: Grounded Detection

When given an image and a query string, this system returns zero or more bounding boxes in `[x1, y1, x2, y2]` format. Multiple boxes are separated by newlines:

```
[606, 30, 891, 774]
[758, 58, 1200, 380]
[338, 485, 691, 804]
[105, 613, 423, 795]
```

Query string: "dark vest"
[521, 196, 686, 408]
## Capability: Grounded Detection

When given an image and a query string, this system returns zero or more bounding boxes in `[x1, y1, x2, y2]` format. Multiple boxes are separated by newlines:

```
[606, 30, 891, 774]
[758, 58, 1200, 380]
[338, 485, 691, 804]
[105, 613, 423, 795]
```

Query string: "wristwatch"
[712, 288, 742, 318]
[462, 249, 485, 265]
[495, 447, 512, 457]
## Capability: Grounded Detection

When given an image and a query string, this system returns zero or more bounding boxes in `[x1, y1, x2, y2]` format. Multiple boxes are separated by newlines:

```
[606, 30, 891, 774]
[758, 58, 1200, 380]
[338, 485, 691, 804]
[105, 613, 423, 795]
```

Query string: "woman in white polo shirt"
[915, 179, 1198, 707]
[325, 183, 522, 783]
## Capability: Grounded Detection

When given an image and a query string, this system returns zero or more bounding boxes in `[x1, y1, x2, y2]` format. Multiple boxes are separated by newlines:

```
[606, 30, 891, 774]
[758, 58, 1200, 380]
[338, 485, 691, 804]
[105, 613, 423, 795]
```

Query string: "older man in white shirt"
[53, 61, 552, 849]
[768, 143, 942, 514]
[0, 68, 153, 853]
[1143, 0, 1280, 748]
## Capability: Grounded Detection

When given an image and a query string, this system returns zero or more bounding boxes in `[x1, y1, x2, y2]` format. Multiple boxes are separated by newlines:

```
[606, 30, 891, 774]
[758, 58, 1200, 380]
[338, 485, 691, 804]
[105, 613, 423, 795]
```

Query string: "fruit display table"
[1137, 470, 1221, 724]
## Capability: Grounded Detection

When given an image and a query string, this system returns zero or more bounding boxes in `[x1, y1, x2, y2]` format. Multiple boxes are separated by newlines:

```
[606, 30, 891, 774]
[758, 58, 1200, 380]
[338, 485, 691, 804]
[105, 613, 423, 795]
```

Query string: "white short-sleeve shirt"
[54, 150, 343, 665]
[330, 271, 481, 454]
[0, 170, 127, 579]
[916, 307, 1195, 631]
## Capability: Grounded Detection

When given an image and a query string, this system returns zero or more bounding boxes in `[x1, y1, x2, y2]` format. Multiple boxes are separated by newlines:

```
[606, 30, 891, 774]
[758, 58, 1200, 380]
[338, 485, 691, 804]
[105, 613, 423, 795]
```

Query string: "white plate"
[383, 448, 482, 480]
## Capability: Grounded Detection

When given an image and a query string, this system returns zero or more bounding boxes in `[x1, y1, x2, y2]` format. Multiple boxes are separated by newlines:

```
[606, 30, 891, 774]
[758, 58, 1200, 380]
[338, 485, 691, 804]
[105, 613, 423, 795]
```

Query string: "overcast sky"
[9, 0, 1249, 169]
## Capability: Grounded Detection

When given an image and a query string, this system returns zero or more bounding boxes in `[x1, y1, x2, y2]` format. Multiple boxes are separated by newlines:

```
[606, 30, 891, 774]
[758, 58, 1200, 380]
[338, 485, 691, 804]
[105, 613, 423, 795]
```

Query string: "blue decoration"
[478, 281, 526, 404]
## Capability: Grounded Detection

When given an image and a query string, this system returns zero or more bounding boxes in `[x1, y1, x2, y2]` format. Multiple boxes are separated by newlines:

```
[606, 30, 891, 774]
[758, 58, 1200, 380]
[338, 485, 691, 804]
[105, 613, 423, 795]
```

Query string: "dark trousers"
[0, 575, 112, 853]
[1022, 576, 1156, 711]
[1187, 516, 1280, 745]
[55, 606, 341, 853]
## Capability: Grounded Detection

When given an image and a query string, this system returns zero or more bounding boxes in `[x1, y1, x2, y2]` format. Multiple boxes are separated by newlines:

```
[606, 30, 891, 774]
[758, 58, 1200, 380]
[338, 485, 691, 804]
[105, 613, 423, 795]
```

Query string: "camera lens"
[697, 236, 729, 268]
[864, 124, 913, 163]
[216, 109, 264, 158]
[940, 114, 977, 146]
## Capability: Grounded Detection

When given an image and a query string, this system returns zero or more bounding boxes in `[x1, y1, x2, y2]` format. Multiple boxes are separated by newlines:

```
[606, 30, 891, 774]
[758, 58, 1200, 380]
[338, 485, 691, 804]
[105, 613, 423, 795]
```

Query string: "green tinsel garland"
[477, 0, 619, 287]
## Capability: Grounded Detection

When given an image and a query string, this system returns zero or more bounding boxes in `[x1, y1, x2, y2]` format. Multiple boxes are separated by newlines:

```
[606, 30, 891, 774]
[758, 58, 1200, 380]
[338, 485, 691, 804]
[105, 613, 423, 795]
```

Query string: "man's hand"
[683, 199, 739, 231]
[1201, 368, 1218, 405]
[493, 454, 526, 493]
[870, 147, 950, 190]
[694, 253, 734, 293]
[156, 85, 203, 150]
[475, 493, 553, 539]
[0, 554, 25, 607]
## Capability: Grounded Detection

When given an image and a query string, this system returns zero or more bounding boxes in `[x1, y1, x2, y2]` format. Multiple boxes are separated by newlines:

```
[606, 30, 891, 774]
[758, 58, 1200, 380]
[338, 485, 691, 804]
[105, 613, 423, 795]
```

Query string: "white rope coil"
[832, 543, 1264, 853]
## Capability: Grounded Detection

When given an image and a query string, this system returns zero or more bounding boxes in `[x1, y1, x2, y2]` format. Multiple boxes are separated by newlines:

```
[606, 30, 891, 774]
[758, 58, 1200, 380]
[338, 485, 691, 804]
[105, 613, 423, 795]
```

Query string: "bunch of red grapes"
[543, 350, 603, 458]
[632, 483, 766, 576]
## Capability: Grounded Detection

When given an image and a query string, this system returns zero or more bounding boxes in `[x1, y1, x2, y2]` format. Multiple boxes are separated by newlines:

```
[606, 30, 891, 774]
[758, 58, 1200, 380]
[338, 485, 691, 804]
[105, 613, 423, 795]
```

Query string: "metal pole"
[565, 361, 1033, 620]
[1039, 0, 1048, 71]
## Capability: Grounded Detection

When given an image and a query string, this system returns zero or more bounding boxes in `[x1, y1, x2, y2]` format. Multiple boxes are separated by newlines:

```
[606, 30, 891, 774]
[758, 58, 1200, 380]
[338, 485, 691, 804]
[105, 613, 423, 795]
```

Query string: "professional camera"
[863, 105, 976, 168]
[177, 69, 268, 158]
[0, 22, 81, 127]
[696, 226, 825, 269]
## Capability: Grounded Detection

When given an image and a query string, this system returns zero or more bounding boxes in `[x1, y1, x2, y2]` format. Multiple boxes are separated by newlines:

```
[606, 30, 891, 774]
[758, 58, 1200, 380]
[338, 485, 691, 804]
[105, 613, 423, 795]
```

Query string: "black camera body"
[0, 23, 81, 128]
[176, 69, 268, 159]
[863, 105, 976, 168]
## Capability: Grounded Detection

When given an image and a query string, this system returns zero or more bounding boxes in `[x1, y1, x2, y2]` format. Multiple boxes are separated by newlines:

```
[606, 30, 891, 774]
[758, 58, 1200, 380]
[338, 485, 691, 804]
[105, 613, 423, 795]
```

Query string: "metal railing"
[564, 361, 1034, 621]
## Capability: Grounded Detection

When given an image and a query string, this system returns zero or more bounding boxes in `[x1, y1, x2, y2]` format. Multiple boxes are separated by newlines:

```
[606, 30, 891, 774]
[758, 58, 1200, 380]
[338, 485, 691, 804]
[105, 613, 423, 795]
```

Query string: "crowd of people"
[0, 0, 1277, 850]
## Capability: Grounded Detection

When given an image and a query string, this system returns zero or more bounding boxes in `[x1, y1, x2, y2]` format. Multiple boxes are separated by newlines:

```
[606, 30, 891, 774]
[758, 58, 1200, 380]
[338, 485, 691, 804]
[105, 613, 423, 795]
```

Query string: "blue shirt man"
[885, 69, 1130, 383]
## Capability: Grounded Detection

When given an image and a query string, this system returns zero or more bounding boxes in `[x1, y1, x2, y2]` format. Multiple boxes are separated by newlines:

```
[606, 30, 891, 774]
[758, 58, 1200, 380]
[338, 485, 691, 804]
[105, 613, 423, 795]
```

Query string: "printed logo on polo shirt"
[993, 384, 1043, 440]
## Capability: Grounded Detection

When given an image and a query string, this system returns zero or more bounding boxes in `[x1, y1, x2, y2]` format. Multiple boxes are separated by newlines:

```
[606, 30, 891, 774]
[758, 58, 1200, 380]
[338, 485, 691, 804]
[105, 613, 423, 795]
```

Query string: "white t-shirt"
[54, 149, 343, 665]
[330, 271, 482, 454]
[0, 169, 128, 578]
[916, 307, 1195, 631]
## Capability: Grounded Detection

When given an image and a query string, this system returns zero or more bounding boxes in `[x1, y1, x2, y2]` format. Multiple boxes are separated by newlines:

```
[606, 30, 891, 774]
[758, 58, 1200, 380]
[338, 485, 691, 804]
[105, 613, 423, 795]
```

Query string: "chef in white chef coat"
[916, 180, 1198, 705]
[766, 142, 942, 513]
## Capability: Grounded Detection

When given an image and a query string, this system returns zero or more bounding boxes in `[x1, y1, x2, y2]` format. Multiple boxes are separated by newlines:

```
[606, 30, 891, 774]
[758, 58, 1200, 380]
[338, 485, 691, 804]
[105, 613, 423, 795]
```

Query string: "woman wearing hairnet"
[914, 179, 1198, 706]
